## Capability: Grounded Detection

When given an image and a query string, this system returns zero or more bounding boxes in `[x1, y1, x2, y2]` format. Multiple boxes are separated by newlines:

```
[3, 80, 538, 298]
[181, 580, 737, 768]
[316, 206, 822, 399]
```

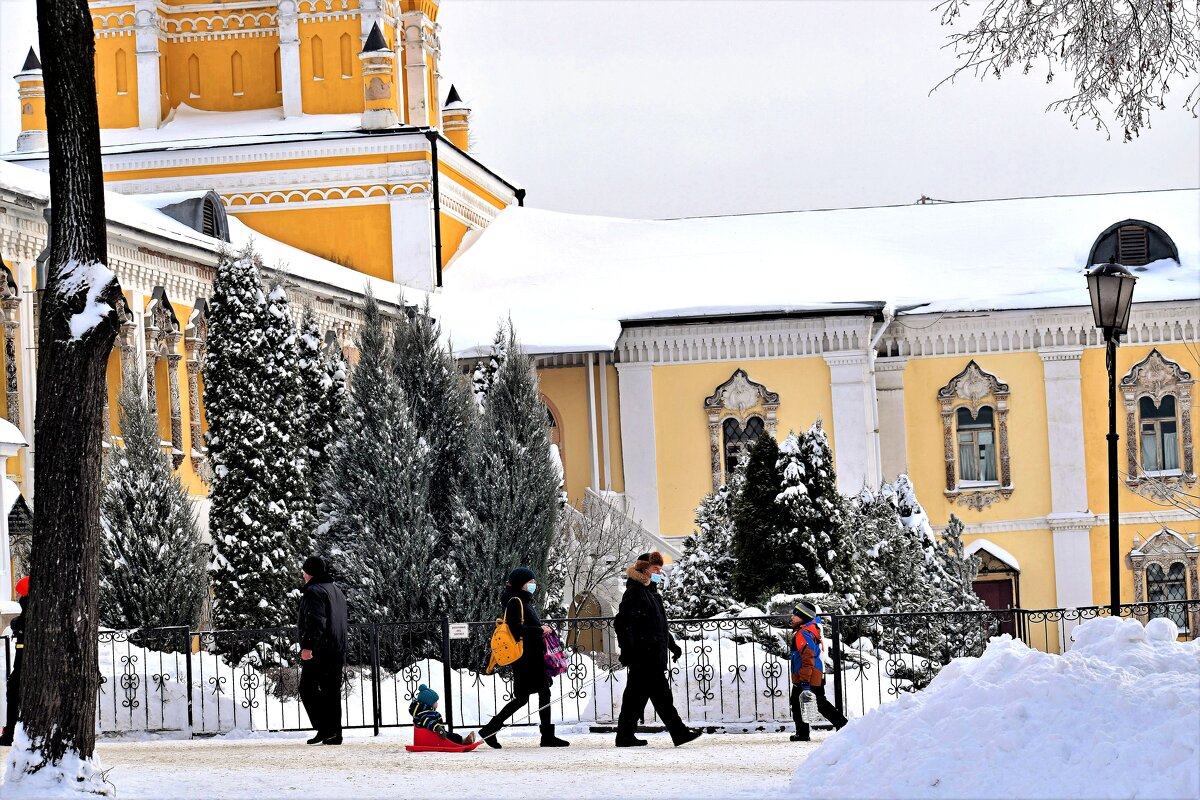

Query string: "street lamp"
[1086, 256, 1137, 616]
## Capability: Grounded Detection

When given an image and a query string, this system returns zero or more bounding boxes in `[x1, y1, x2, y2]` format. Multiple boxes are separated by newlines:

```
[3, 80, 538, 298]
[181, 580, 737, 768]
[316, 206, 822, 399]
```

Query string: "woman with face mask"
[477, 567, 569, 749]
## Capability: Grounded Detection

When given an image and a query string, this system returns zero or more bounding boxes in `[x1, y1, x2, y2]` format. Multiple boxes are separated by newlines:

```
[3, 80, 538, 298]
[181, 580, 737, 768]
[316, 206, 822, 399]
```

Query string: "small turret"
[14, 48, 47, 152]
[358, 24, 398, 131]
[441, 85, 471, 151]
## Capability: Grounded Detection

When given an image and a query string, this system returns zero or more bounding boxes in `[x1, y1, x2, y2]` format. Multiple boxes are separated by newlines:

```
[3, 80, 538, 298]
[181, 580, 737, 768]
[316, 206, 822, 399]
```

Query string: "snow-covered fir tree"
[297, 306, 345, 496]
[206, 246, 310, 631]
[100, 370, 205, 631]
[391, 299, 477, 612]
[317, 290, 447, 626]
[663, 477, 744, 619]
[470, 322, 561, 609]
[470, 326, 507, 411]
[730, 433, 794, 605]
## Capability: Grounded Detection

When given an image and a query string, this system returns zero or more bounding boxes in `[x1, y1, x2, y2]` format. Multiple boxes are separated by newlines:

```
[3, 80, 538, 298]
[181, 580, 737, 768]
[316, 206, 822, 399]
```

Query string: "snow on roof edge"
[965, 538, 1020, 572]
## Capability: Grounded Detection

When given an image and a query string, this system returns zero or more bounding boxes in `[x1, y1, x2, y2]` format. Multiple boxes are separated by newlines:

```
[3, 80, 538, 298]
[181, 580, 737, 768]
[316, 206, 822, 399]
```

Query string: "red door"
[972, 579, 1016, 638]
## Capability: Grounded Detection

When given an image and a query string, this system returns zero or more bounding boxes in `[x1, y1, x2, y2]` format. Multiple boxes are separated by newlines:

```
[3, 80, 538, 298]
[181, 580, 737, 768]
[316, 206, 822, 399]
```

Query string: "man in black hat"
[298, 555, 348, 745]
[614, 551, 702, 748]
[790, 601, 847, 742]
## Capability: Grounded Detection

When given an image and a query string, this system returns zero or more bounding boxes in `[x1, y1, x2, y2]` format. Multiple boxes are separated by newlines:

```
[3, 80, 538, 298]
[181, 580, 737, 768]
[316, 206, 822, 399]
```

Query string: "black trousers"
[616, 665, 687, 740]
[489, 683, 552, 729]
[791, 683, 848, 738]
[3, 652, 22, 737]
[300, 657, 343, 738]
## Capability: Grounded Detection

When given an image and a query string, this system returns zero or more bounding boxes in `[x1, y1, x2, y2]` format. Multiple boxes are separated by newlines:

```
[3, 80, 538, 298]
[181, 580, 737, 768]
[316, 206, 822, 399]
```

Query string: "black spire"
[444, 85, 463, 106]
[21, 48, 41, 72]
[362, 23, 388, 53]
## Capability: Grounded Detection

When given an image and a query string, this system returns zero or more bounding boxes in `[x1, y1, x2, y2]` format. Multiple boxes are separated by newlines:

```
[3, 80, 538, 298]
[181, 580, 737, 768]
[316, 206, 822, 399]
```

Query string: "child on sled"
[409, 684, 478, 746]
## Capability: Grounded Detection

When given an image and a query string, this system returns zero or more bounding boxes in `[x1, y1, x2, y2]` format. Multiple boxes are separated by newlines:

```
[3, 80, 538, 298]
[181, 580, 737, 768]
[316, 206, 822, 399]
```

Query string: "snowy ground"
[67, 729, 817, 799]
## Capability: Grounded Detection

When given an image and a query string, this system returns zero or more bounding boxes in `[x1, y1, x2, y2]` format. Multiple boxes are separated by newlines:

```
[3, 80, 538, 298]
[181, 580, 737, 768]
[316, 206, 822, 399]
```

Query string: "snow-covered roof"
[965, 538, 1021, 572]
[0, 419, 27, 451]
[0, 161, 417, 304]
[438, 189, 1200, 353]
[2, 478, 23, 517]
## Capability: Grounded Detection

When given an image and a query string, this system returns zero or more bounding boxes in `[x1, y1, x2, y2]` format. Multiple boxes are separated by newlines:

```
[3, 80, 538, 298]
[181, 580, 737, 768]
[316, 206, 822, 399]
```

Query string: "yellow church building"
[2, 0, 1197, 634]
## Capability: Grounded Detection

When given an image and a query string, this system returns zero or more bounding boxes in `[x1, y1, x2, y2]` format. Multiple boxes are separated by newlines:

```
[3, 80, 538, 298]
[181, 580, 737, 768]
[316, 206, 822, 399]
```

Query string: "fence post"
[183, 627, 195, 737]
[370, 624, 381, 737]
[440, 615, 454, 734]
[830, 613, 844, 719]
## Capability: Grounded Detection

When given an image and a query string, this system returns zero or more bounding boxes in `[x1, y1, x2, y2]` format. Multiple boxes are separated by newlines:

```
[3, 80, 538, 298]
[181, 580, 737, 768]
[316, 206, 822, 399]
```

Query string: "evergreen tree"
[100, 370, 205, 632]
[663, 479, 744, 619]
[471, 322, 560, 608]
[730, 433, 792, 605]
[318, 290, 446, 631]
[206, 246, 308, 632]
[391, 299, 477, 611]
[297, 306, 345, 496]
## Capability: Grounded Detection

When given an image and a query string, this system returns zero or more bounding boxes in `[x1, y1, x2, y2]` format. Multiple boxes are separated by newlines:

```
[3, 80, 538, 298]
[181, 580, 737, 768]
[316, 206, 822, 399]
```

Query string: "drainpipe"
[867, 306, 896, 486]
[424, 131, 444, 288]
[515, 188, 526, 207]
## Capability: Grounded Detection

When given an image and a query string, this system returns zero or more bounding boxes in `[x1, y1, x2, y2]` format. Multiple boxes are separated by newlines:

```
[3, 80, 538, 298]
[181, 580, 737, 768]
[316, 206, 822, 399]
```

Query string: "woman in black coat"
[477, 567, 569, 748]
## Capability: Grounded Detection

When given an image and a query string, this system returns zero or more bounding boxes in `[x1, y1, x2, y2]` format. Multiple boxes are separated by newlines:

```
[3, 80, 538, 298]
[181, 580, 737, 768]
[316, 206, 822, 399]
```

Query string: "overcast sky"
[2, 0, 1197, 219]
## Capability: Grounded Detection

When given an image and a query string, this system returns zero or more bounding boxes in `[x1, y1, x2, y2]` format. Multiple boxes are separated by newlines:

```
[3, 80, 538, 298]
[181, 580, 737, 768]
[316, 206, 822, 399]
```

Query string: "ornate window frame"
[185, 299, 210, 482]
[1129, 527, 1199, 634]
[0, 263, 22, 428]
[1121, 349, 1195, 500]
[938, 360, 1012, 510]
[145, 287, 184, 468]
[704, 369, 779, 490]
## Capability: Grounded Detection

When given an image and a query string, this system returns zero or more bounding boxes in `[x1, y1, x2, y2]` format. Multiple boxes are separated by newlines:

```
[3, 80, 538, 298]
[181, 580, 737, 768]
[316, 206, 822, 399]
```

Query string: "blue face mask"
[525, 581, 537, 594]
[649, 573, 663, 585]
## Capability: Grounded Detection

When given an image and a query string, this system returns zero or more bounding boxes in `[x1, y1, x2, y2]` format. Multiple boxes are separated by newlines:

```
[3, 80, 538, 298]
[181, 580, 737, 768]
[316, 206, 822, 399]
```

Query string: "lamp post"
[1086, 256, 1137, 616]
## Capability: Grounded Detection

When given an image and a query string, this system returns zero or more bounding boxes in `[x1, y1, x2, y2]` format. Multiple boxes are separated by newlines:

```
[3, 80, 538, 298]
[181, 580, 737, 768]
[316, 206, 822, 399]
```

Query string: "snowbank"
[796, 617, 1200, 799]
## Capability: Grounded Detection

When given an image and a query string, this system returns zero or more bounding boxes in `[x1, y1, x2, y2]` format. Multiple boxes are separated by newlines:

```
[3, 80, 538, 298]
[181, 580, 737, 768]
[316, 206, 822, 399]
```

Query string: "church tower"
[13, 49, 47, 154]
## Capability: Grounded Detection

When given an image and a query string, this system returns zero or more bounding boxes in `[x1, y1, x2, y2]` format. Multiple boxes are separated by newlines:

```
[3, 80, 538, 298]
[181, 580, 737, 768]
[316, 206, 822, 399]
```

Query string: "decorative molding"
[704, 369, 779, 491]
[1121, 348, 1196, 490]
[938, 360, 1013, 508]
[1129, 527, 1199, 632]
[616, 315, 875, 366]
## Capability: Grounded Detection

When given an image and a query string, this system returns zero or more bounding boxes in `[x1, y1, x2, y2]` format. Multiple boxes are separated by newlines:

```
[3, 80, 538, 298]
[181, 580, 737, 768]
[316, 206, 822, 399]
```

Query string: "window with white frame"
[956, 406, 998, 483]
[1139, 395, 1180, 473]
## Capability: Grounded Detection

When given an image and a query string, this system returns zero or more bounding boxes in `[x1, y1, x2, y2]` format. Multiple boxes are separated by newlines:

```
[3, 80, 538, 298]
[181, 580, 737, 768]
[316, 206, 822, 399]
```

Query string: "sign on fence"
[447, 623, 470, 640]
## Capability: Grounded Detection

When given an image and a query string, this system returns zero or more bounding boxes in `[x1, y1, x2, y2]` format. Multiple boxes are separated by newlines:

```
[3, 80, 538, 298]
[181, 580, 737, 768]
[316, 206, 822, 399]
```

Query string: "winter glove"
[669, 642, 683, 662]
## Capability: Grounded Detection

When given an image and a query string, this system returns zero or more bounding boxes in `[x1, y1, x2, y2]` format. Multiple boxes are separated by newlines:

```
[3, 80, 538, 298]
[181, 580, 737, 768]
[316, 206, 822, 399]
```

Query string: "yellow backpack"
[485, 599, 524, 674]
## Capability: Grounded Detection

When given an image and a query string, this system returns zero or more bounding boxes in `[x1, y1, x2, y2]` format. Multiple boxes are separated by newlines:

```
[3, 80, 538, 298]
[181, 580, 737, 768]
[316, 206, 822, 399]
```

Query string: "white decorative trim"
[704, 369, 780, 490]
[615, 363, 660, 536]
[616, 315, 875, 366]
[934, 508, 1200, 537]
[1040, 346, 1089, 515]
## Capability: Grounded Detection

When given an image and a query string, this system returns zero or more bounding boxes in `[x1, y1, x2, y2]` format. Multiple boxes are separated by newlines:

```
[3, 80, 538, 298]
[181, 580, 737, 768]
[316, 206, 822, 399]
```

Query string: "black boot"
[306, 732, 326, 745]
[540, 724, 569, 747]
[615, 735, 647, 747]
[478, 719, 502, 749]
[672, 727, 703, 747]
[790, 733, 810, 742]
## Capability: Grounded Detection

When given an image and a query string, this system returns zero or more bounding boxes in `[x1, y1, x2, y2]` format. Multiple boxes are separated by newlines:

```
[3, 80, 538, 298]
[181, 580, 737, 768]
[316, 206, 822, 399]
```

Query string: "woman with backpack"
[477, 567, 569, 749]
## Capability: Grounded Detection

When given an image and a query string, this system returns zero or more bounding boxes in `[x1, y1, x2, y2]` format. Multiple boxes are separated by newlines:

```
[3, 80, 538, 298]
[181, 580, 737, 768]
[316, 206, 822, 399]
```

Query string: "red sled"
[405, 725, 483, 753]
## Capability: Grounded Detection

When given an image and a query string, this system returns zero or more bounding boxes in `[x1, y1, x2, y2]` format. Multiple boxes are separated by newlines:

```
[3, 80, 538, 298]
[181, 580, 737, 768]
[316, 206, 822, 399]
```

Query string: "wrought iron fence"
[0, 599, 1194, 738]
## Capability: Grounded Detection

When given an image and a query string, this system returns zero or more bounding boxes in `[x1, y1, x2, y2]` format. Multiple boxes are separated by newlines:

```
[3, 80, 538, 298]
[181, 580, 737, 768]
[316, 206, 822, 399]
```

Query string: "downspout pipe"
[515, 188, 526, 207]
[867, 304, 896, 486]
[424, 130, 444, 288]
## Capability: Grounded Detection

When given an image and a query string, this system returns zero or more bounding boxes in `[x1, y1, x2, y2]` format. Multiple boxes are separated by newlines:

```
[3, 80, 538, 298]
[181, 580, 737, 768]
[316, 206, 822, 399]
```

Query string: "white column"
[599, 351, 613, 491]
[824, 350, 879, 493]
[277, 1, 303, 117]
[388, 194, 435, 289]
[134, 0, 161, 129]
[359, 0, 383, 38]
[401, 11, 431, 127]
[1040, 347, 1096, 611]
[586, 354, 600, 491]
[875, 357, 908, 481]
[615, 363, 660, 535]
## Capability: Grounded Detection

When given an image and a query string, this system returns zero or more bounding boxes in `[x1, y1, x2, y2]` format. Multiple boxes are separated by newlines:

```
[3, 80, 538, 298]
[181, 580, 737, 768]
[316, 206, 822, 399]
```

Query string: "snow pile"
[2, 727, 110, 798]
[797, 617, 1200, 800]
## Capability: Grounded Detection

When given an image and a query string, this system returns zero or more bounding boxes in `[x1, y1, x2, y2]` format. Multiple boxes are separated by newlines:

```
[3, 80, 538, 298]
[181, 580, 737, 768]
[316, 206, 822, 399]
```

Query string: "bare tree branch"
[933, 0, 1200, 140]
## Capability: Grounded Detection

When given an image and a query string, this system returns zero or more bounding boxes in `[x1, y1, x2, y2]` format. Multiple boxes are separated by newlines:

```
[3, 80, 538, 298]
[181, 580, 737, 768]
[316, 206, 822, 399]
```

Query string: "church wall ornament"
[1120, 349, 1195, 500]
[937, 360, 1013, 509]
[704, 369, 779, 491]
[1129, 527, 1199, 634]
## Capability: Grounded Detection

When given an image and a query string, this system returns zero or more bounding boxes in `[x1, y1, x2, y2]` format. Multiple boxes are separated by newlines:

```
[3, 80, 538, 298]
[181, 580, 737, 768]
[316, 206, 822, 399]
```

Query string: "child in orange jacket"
[789, 601, 848, 742]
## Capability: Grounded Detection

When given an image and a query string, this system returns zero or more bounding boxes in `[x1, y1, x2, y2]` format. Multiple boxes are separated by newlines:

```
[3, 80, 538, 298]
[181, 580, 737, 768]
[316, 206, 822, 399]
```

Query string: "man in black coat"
[298, 555, 348, 745]
[0, 579, 29, 747]
[614, 551, 702, 748]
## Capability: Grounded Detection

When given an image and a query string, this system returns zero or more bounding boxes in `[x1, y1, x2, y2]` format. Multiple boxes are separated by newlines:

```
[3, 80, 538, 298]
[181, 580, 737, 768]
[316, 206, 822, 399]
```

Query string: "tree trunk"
[8, 0, 121, 789]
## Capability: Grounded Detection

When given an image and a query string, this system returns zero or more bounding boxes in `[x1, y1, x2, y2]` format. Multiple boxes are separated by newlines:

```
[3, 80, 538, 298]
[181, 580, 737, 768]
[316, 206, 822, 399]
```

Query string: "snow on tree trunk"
[6, 1, 122, 793]
[99, 368, 205, 632]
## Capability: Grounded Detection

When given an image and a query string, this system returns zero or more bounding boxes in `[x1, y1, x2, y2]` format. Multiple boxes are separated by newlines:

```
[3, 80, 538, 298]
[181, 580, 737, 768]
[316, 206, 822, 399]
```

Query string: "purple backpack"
[543, 630, 569, 677]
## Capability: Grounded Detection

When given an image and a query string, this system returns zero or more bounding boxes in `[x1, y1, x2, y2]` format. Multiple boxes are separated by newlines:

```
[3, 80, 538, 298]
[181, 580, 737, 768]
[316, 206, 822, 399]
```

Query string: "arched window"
[115, 48, 128, 94]
[311, 35, 324, 80]
[231, 51, 244, 96]
[340, 33, 353, 78]
[1147, 562, 1188, 630]
[722, 415, 764, 478]
[1139, 395, 1180, 473]
[188, 54, 201, 97]
[956, 406, 997, 483]
[273, 48, 282, 94]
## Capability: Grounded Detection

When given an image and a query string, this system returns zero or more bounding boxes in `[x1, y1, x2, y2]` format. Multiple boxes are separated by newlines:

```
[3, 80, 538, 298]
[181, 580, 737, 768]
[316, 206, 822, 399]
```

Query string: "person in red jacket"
[0, 576, 30, 747]
[789, 601, 847, 742]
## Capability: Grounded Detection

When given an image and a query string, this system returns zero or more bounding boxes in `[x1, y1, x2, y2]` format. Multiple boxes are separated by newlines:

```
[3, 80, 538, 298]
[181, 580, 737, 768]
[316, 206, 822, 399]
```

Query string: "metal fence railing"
[0, 599, 1194, 738]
